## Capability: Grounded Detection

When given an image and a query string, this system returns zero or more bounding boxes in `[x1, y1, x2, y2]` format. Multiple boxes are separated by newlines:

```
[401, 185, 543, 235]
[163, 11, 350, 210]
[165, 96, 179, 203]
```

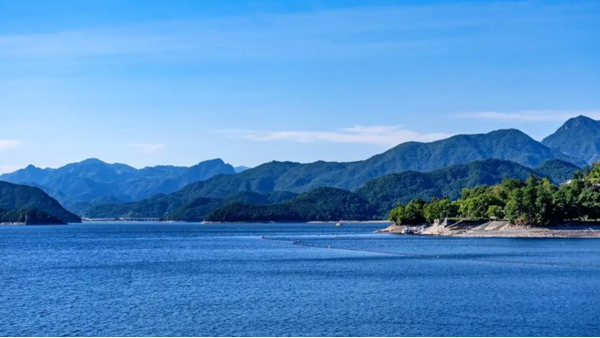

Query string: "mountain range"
[0, 158, 238, 213]
[84, 158, 579, 221]
[1, 115, 597, 222]
[203, 158, 581, 222]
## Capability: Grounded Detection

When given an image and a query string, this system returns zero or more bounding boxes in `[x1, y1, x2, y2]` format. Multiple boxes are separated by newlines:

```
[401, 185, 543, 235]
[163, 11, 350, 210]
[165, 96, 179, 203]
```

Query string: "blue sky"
[0, 0, 598, 173]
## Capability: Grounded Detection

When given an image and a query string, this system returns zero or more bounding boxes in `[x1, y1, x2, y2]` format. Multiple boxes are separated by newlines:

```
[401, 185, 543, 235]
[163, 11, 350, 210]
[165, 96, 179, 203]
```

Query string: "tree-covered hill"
[390, 163, 600, 227]
[85, 187, 298, 220]
[0, 208, 66, 225]
[205, 188, 376, 222]
[535, 159, 581, 184]
[356, 159, 579, 217]
[0, 181, 81, 223]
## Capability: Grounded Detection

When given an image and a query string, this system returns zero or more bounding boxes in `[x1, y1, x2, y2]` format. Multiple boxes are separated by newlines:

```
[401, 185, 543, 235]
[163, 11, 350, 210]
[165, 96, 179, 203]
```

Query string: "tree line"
[389, 164, 600, 226]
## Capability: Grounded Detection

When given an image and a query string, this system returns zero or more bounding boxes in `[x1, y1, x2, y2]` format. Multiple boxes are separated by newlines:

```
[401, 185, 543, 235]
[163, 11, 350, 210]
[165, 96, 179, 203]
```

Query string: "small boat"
[335, 221, 344, 227]
[260, 236, 265, 240]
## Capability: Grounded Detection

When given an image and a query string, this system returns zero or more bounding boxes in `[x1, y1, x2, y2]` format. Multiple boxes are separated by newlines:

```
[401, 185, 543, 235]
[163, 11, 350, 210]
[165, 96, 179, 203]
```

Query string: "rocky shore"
[377, 221, 600, 238]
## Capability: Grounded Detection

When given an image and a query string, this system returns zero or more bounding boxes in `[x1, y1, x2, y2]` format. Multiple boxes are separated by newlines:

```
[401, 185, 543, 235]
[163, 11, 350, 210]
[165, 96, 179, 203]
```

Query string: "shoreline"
[79, 220, 393, 225]
[202, 220, 393, 225]
[376, 222, 600, 238]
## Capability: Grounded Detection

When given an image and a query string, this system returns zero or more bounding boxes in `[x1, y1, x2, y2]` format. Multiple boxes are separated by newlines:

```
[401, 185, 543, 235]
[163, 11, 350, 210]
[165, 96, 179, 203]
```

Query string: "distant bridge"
[82, 217, 161, 222]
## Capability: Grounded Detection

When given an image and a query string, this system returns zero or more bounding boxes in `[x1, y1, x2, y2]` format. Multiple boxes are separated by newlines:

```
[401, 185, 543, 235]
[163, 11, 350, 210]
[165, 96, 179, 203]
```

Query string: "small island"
[381, 164, 600, 238]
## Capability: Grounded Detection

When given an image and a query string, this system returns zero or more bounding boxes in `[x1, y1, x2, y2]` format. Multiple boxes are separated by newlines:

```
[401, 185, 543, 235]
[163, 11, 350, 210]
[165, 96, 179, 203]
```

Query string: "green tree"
[586, 162, 600, 183]
[389, 204, 405, 224]
[533, 178, 558, 226]
[424, 198, 441, 222]
[403, 199, 426, 224]
[388, 163, 600, 227]
[505, 188, 524, 224]
[578, 183, 600, 220]
[487, 205, 504, 219]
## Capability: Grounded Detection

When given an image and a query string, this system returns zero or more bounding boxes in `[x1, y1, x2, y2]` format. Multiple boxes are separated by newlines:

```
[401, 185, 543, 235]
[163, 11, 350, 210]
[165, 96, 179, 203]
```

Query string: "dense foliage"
[86, 188, 299, 221]
[205, 188, 377, 222]
[358, 159, 579, 217]
[0, 181, 81, 223]
[0, 208, 65, 225]
[389, 164, 600, 226]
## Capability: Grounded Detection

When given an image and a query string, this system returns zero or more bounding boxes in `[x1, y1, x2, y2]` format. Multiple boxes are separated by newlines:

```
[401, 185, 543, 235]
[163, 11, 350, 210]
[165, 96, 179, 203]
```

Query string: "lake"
[1, 222, 599, 336]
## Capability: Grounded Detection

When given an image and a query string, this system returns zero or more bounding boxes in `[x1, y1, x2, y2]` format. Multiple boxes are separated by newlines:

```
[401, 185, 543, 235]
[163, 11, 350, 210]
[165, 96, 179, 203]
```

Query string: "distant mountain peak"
[542, 115, 600, 165]
[79, 158, 106, 165]
[562, 115, 598, 128]
[485, 128, 532, 138]
[196, 158, 225, 165]
[571, 114, 596, 121]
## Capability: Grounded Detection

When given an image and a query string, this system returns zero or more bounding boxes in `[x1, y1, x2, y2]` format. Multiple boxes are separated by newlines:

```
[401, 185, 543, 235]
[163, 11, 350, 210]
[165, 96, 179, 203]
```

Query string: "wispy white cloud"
[0, 140, 22, 152]
[462, 110, 600, 122]
[217, 125, 452, 147]
[129, 143, 165, 154]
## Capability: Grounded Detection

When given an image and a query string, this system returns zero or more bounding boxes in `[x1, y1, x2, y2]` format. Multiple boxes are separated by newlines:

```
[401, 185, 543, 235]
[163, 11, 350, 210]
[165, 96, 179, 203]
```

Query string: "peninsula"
[381, 163, 600, 238]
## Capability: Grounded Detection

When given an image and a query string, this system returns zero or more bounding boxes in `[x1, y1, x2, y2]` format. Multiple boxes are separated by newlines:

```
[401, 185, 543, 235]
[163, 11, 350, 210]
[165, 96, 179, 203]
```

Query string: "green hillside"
[0, 181, 81, 223]
[205, 188, 376, 222]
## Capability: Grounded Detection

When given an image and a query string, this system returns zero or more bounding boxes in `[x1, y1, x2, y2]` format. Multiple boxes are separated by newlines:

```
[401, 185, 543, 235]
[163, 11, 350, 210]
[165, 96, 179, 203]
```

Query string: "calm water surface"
[1, 222, 599, 336]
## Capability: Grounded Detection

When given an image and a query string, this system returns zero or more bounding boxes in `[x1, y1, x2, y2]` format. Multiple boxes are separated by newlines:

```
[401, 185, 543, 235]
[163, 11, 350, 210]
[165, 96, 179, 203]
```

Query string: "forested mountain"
[86, 190, 299, 221]
[356, 159, 579, 216]
[205, 188, 376, 222]
[0, 181, 81, 223]
[87, 159, 579, 221]
[542, 115, 600, 165]
[269, 129, 583, 193]
[7, 119, 599, 221]
[4, 126, 590, 218]
[85, 128, 579, 215]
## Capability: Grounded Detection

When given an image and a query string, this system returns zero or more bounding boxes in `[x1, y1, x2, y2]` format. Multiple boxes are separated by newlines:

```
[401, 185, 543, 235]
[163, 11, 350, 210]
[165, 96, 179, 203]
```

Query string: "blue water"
[1, 222, 600, 337]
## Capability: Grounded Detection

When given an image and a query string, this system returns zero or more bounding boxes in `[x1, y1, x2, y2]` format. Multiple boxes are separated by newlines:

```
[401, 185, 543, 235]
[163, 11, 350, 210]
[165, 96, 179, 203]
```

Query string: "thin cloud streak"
[129, 143, 166, 154]
[217, 125, 452, 147]
[0, 140, 22, 152]
[462, 111, 600, 122]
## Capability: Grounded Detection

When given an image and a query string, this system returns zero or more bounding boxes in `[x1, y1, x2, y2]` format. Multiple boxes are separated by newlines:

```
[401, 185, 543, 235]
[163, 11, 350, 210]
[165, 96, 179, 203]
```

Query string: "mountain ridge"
[0, 158, 238, 212]
[86, 158, 580, 221]
[542, 115, 600, 165]
[203, 159, 581, 222]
